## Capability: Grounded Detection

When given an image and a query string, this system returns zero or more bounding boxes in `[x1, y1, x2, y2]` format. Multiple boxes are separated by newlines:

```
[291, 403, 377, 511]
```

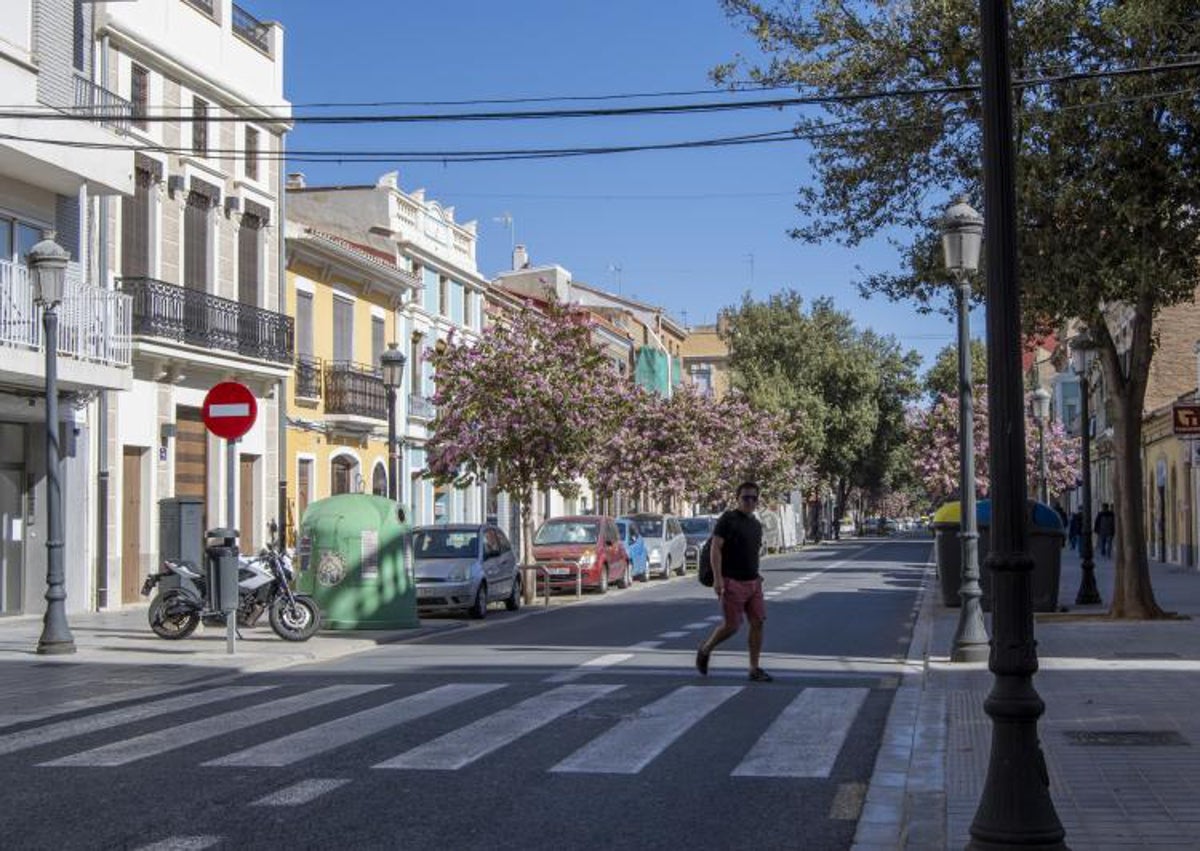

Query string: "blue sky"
[251, 0, 970, 371]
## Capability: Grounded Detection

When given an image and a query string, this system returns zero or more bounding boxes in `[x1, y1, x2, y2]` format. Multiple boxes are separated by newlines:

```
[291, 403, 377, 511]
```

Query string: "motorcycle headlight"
[577, 550, 594, 568]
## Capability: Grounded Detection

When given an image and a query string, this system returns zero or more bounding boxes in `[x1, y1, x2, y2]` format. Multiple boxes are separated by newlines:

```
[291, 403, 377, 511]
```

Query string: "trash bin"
[296, 493, 417, 630]
[932, 502, 966, 607]
[976, 500, 1065, 613]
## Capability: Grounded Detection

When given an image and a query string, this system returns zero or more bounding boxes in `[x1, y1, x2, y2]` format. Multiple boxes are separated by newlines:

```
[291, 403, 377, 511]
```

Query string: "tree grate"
[1064, 730, 1189, 746]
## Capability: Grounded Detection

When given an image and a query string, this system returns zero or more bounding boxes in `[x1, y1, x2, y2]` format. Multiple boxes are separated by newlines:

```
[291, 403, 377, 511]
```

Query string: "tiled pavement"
[855, 541, 1200, 850]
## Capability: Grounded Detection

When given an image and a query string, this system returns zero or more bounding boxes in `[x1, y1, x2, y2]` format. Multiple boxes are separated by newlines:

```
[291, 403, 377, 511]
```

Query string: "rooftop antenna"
[743, 252, 755, 288]
[607, 262, 623, 294]
[492, 212, 515, 254]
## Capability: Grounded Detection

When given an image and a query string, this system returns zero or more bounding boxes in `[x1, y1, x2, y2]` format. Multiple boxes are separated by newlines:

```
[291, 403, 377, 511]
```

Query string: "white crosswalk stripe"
[374, 684, 622, 771]
[732, 687, 869, 778]
[551, 685, 741, 774]
[206, 683, 504, 768]
[251, 779, 350, 807]
[41, 684, 386, 767]
[0, 686, 272, 757]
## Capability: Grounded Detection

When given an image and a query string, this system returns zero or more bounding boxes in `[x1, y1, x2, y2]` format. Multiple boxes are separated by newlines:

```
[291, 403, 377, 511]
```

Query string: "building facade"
[100, 0, 292, 605]
[0, 0, 135, 615]
[286, 171, 487, 528]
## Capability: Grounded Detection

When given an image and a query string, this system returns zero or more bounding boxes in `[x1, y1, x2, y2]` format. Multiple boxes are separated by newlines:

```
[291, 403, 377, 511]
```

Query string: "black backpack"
[698, 538, 714, 587]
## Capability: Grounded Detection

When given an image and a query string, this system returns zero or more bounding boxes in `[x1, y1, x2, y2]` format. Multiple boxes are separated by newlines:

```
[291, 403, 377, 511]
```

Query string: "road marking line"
[374, 684, 622, 771]
[551, 685, 742, 774]
[658, 631, 688, 639]
[683, 622, 711, 630]
[628, 640, 663, 650]
[546, 652, 634, 682]
[206, 683, 503, 768]
[251, 778, 350, 807]
[0, 686, 272, 757]
[132, 837, 221, 851]
[43, 684, 385, 767]
[732, 687, 869, 778]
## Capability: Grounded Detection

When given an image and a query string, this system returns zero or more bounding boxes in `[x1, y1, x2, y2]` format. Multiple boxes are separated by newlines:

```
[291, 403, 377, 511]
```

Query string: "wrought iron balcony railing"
[232, 3, 272, 53]
[0, 260, 132, 368]
[295, 355, 321, 399]
[73, 74, 132, 133]
[120, 277, 293, 364]
[408, 392, 437, 420]
[324, 361, 387, 420]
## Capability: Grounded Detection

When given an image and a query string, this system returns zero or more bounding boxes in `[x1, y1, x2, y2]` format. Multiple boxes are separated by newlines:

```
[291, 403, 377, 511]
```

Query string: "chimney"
[512, 244, 529, 270]
[286, 172, 306, 189]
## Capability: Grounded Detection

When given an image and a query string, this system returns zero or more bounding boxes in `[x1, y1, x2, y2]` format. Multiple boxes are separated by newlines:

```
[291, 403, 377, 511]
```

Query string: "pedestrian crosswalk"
[2, 678, 881, 781]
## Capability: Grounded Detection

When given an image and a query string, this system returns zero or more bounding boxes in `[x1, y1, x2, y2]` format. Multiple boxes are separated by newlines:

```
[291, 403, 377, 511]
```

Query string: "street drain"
[1064, 730, 1189, 746]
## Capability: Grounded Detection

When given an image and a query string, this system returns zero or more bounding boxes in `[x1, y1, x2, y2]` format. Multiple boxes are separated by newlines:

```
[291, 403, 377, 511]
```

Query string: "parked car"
[680, 515, 717, 571]
[622, 513, 688, 578]
[532, 515, 631, 593]
[413, 524, 520, 619]
[616, 518, 650, 582]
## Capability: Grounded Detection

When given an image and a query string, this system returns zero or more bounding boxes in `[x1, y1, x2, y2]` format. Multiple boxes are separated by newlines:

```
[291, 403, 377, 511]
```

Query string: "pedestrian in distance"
[695, 481, 772, 682]
[1068, 510, 1082, 551]
[1095, 503, 1116, 557]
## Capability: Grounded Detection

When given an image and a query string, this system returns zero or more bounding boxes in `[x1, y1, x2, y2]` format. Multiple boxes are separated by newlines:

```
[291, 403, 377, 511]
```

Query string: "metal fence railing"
[232, 3, 271, 53]
[73, 73, 132, 133]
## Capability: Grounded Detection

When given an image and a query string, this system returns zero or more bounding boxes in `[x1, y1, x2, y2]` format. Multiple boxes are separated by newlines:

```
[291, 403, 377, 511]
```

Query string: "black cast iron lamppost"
[1071, 332, 1101, 605]
[29, 232, 75, 655]
[380, 342, 406, 503]
[970, 0, 1066, 846]
[1031, 387, 1051, 505]
[941, 197, 988, 664]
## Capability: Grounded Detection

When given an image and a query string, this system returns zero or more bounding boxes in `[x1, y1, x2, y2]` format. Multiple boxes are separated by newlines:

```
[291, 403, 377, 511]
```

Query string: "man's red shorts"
[720, 576, 766, 629]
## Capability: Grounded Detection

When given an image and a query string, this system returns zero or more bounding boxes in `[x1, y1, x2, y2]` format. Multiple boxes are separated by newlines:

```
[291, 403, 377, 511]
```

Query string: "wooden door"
[239, 455, 257, 552]
[175, 408, 208, 527]
[121, 447, 144, 603]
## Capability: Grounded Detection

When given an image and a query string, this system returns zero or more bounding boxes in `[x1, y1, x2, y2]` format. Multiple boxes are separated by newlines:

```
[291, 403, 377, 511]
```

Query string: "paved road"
[0, 539, 930, 851]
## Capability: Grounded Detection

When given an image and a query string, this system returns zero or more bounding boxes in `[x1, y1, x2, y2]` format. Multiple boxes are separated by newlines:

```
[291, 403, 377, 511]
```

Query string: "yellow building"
[283, 223, 418, 539]
[678, 320, 731, 400]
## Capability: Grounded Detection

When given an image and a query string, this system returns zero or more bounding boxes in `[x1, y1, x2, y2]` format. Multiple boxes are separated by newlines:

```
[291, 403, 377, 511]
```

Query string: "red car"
[531, 515, 631, 593]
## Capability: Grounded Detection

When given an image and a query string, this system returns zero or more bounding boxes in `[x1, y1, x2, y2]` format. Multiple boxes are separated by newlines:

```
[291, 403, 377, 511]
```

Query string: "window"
[332, 297, 353, 364]
[371, 316, 385, 373]
[0, 216, 44, 264]
[297, 458, 313, 524]
[183, 190, 210, 290]
[244, 126, 260, 181]
[121, 166, 154, 277]
[409, 335, 422, 390]
[295, 291, 314, 358]
[130, 65, 149, 131]
[331, 456, 357, 495]
[237, 211, 262, 306]
[73, 0, 85, 71]
[192, 97, 209, 156]
[372, 463, 387, 497]
[439, 276, 449, 316]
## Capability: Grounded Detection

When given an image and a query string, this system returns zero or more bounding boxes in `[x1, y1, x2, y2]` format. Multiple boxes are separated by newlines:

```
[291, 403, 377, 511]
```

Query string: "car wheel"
[660, 559, 671, 580]
[469, 583, 488, 620]
[618, 563, 631, 589]
[675, 555, 686, 576]
[505, 575, 522, 612]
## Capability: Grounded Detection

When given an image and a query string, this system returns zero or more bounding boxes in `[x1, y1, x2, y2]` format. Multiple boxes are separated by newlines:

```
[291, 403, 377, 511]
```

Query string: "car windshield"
[631, 518, 664, 538]
[534, 521, 599, 545]
[413, 530, 479, 559]
[680, 518, 713, 535]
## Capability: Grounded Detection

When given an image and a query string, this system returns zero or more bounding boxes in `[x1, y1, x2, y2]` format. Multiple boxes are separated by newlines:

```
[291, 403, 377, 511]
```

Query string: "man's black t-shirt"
[713, 509, 762, 582]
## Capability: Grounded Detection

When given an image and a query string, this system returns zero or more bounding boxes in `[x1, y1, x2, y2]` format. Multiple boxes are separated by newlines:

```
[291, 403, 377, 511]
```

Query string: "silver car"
[622, 514, 688, 578]
[413, 524, 520, 619]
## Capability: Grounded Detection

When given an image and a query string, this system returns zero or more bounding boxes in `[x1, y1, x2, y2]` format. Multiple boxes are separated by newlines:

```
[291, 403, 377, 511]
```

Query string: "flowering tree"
[910, 391, 1079, 507]
[425, 297, 616, 571]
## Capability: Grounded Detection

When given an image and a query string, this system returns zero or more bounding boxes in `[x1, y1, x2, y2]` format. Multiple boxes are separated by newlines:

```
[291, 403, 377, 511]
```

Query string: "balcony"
[120, 276, 293, 366]
[295, 355, 321, 400]
[73, 74, 132, 134]
[324, 361, 387, 428]
[0, 259, 132, 390]
[408, 392, 437, 421]
[232, 3, 272, 54]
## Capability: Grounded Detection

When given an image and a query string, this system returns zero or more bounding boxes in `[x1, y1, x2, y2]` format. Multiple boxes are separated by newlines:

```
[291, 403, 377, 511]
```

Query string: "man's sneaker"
[748, 667, 773, 683]
[695, 646, 710, 676]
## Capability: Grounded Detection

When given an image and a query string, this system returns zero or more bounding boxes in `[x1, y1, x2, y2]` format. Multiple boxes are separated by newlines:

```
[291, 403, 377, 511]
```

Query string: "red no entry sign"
[202, 381, 257, 440]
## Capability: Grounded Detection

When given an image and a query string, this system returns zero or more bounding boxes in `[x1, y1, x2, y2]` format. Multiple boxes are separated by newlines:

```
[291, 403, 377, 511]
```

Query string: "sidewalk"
[857, 543, 1200, 850]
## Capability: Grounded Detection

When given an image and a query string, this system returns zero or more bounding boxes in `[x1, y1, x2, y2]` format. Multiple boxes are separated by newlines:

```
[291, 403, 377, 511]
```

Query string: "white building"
[286, 171, 488, 526]
[0, 0, 135, 616]
[99, 0, 292, 607]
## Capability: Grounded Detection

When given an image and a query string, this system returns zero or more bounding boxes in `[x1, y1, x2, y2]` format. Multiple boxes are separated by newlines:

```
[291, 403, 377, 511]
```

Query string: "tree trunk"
[520, 490, 537, 604]
[1096, 302, 1167, 619]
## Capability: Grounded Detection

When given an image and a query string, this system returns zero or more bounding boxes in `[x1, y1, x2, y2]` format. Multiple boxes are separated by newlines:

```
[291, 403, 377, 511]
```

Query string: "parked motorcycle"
[142, 522, 321, 642]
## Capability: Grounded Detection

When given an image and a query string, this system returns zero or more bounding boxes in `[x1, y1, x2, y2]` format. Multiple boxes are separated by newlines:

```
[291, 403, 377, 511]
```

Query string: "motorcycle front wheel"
[269, 595, 321, 642]
[148, 592, 200, 640]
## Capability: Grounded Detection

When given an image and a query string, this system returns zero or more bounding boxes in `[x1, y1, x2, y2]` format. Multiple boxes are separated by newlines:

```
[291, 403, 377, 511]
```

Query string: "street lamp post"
[941, 197, 988, 663]
[380, 343, 407, 503]
[1031, 387, 1051, 505]
[1071, 333, 1102, 605]
[28, 232, 75, 656]
[971, 0, 1066, 846]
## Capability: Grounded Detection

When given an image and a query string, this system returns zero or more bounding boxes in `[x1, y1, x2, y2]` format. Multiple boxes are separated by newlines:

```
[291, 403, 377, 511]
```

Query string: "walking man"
[696, 481, 772, 682]
[1095, 503, 1116, 557]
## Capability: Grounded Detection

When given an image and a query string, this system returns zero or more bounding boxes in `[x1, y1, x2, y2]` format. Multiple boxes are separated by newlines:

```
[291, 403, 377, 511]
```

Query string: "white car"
[621, 514, 688, 578]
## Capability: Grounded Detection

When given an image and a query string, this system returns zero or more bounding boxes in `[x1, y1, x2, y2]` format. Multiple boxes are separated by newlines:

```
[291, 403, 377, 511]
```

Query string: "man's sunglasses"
[740, 494, 759, 502]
